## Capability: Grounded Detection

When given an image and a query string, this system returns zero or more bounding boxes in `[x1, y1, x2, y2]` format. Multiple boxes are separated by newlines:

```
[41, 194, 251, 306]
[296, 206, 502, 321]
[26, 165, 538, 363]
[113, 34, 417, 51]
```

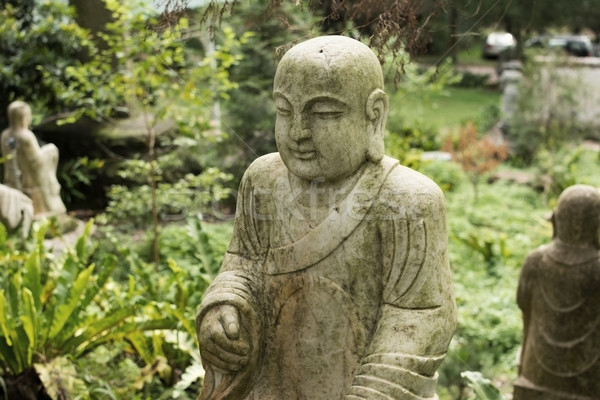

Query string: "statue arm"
[515, 250, 539, 373]
[196, 164, 268, 400]
[346, 185, 456, 400]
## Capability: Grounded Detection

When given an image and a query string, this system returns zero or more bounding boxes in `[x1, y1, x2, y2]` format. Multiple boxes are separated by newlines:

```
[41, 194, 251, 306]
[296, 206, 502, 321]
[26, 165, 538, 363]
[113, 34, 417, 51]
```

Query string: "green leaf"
[168, 307, 195, 339]
[0, 337, 20, 374]
[13, 326, 30, 374]
[74, 317, 178, 358]
[59, 306, 134, 355]
[0, 291, 12, 346]
[19, 288, 37, 366]
[78, 254, 117, 313]
[126, 331, 154, 365]
[34, 223, 48, 246]
[23, 247, 42, 311]
[48, 264, 95, 339]
[0, 222, 7, 248]
[7, 272, 21, 322]
[75, 219, 94, 260]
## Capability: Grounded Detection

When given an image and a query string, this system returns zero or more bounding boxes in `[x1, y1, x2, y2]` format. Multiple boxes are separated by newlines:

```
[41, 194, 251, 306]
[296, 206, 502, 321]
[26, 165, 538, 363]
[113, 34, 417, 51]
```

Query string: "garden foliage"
[0, 1, 94, 127]
[505, 54, 590, 165]
[0, 220, 181, 399]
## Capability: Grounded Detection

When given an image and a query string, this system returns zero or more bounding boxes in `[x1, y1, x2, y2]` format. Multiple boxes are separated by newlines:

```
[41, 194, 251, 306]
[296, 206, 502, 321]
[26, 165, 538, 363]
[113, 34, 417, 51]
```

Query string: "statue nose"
[289, 120, 312, 141]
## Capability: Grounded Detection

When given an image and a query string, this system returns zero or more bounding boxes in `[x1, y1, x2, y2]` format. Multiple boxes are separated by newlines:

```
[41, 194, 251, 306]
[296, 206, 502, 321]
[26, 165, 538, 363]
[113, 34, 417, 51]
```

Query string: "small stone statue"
[196, 36, 456, 400]
[514, 184, 600, 400]
[1, 101, 66, 217]
[0, 183, 33, 237]
[499, 62, 523, 124]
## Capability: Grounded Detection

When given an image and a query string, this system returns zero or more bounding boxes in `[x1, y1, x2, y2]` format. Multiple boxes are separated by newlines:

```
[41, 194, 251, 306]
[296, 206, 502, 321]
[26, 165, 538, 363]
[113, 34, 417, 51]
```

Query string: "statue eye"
[275, 97, 292, 117]
[276, 107, 292, 116]
[311, 100, 345, 119]
[313, 110, 343, 119]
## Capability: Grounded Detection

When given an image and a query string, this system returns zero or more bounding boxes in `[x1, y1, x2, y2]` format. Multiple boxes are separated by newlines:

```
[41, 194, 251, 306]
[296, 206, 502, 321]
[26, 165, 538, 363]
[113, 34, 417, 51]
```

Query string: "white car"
[483, 32, 516, 59]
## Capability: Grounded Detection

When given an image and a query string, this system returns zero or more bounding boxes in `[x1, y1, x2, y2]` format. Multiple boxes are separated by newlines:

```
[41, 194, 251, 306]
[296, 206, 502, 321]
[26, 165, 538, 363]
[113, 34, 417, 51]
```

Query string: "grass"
[413, 36, 498, 67]
[387, 86, 501, 134]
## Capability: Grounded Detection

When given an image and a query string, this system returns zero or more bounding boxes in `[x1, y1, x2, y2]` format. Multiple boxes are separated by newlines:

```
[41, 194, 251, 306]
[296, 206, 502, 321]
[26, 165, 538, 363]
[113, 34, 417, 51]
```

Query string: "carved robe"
[197, 153, 456, 400]
[514, 243, 600, 400]
[0, 128, 66, 216]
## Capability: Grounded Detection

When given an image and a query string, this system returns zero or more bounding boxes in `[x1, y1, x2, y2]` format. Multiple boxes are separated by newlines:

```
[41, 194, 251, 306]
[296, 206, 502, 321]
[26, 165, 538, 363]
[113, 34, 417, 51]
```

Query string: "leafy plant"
[461, 371, 503, 400]
[454, 231, 509, 276]
[420, 160, 466, 192]
[505, 55, 589, 165]
[443, 121, 507, 202]
[0, 220, 176, 399]
[533, 147, 582, 202]
[58, 156, 105, 204]
[0, 1, 95, 127]
[77, 1, 245, 263]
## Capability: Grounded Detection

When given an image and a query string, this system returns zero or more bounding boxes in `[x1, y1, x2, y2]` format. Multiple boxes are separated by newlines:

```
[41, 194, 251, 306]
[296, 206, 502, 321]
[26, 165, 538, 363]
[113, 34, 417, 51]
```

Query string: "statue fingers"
[211, 331, 250, 356]
[220, 310, 240, 340]
[201, 346, 249, 372]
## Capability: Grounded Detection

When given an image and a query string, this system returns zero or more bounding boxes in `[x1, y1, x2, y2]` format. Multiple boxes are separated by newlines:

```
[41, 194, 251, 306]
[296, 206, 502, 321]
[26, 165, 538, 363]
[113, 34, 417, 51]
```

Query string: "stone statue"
[514, 184, 600, 400]
[1, 101, 66, 217]
[0, 183, 33, 237]
[196, 36, 456, 400]
[499, 61, 523, 124]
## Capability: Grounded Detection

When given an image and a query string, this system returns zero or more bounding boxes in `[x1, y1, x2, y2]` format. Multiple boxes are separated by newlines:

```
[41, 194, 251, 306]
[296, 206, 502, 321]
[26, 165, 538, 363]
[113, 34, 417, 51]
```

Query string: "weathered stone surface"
[1, 101, 66, 217]
[514, 184, 600, 400]
[196, 35, 456, 400]
[499, 64, 523, 122]
[0, 183, 33, 237]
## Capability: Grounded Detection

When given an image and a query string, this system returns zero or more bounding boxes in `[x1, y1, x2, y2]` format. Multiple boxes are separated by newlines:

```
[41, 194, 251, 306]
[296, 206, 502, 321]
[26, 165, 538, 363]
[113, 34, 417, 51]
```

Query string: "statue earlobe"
[365, 89, 388, 163]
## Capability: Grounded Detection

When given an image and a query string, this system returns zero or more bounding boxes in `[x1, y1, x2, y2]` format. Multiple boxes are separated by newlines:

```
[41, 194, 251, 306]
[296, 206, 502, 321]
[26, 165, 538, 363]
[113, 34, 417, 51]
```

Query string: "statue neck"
[288, 163, 367, 209]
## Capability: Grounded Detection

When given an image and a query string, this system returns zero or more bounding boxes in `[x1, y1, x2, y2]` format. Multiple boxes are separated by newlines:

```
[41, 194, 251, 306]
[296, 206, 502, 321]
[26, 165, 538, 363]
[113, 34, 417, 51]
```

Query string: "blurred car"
[482, 32, 517, 59]
[525, 35, 593, 57]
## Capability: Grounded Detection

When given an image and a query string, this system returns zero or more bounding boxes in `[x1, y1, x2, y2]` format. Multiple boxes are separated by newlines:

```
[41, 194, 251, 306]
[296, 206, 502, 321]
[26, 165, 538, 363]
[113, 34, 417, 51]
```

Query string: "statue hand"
[198, 304, 250, 373]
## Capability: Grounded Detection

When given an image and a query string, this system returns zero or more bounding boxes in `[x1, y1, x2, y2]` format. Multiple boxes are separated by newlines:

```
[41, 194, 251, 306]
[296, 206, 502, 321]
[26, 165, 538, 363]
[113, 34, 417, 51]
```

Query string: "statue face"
[273, 59, 370, 182]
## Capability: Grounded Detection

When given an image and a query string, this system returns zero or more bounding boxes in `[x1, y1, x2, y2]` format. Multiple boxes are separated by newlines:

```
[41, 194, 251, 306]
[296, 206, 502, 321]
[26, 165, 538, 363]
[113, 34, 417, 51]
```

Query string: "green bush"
[0, 1, 95, 126]
[420, 160, 466, 192]
[452, 71, 491, 88]
[0, 220, 177, 399]
[505, 56, 589, 165]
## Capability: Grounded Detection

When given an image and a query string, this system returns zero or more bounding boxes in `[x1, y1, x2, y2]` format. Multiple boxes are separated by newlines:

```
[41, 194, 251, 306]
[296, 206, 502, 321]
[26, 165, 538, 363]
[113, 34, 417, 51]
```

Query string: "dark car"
[525, 35, 593, 57]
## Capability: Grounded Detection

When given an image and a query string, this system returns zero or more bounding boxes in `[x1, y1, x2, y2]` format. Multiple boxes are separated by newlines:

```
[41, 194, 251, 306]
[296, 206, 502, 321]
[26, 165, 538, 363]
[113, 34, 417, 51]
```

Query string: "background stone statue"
[196, 36, 456, 400]
[0, 183, 33, 237]
[1, 101, 66, 217]
[514, 184, 600, 400]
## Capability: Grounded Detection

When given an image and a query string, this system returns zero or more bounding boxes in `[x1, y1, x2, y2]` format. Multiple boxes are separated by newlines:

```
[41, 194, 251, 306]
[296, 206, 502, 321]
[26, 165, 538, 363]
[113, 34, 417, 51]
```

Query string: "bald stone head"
[553, 184, 600, 249]
[7, 101, 32, 130]
[273, 36, 388, 182]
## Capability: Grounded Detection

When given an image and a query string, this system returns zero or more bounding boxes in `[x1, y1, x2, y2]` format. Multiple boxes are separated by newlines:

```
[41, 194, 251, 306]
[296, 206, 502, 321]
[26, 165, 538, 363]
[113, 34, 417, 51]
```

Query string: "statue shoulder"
[377, 157, 445, 216]
[519, 246, 548, 279]
[240, 153, 286, 189]
[384, 159, 443, 195]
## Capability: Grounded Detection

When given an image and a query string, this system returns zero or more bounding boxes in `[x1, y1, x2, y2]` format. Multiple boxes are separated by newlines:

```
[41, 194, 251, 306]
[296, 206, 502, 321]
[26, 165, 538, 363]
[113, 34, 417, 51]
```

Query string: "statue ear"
[365, 89, 388, 163]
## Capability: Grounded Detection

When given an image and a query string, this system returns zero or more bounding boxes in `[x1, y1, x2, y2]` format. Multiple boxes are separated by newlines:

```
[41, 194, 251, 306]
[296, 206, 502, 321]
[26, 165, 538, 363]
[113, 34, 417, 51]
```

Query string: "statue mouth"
[291, 150, 317, 160]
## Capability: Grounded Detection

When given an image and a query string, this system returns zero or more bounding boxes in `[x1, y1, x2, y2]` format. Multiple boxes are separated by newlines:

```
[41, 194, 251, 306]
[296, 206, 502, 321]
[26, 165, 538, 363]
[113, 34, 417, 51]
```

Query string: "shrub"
[420, 160, 466, 192]
[505, 56, 589, 165]
[0, 1, 95, 127]
[0, 220, 177, 399]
